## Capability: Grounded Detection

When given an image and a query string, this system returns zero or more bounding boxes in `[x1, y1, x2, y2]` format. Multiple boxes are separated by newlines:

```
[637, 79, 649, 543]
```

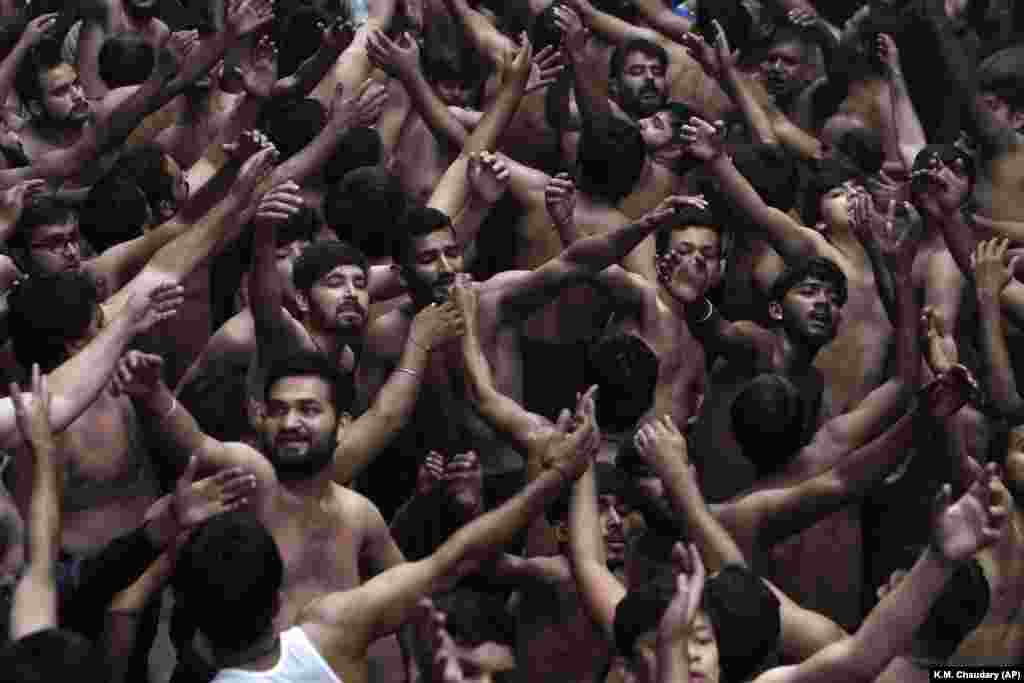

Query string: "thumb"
[555, 408, 573, 433]
[180, 455, 199, 488]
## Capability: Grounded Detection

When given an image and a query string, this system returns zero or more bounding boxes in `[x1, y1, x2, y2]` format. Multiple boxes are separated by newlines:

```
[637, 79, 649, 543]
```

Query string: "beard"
[264, 433, 336, 482]
[621, 86, 664, 119]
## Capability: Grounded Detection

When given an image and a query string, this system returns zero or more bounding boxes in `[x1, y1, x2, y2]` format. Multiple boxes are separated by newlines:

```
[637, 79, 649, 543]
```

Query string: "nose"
[59, 239, 79, 256]
[282, 409, 303, 430]
[607, 506, 622, 529]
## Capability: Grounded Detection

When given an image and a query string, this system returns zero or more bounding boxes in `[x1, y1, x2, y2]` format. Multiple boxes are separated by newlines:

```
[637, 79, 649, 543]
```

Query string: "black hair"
[577, 115, 646, 203]
[80, 175, 150, 252]
[263, 350, 354, 415]
[735, 143, 799, 213]
[979, 47, 1024, 112]
[585, 334, 659, 433]
[760, 23, 814, 62]
[546, 461, 627, 524]
[276, 205, 320, 248]
[14, 38, 63, 108]
[799, 153, 863, 227]
[769, 256, 848, 307]
[173, 512, 284, 653]
[0, 629, 102, 683]
[292, 240, 369, 295]
[915, 557, 990, 660]
[433, 588, 516, 648]
[262, 98, 327, 162]
[8, 271, 99, 372]
[832, 123, 884, 176]
[273, 5, 331, 76]
[322, 127, 383, 187]
[111, 143, 181, 217]
[10, 197, 77, 252]
[324, 166, 407, 259]
[391, 206, 455, 267]
[609, 38, 669, 81]
[98, 32, 155, 88]
[911, 144, 978, 194]
[653, 205, 720, 257]
[177, 356, 256, 443]
[731, 373, 806, 475]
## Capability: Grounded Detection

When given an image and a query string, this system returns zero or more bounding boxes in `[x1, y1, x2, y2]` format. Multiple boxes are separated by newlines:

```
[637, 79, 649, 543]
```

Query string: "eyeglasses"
[30, 234, 79, 253]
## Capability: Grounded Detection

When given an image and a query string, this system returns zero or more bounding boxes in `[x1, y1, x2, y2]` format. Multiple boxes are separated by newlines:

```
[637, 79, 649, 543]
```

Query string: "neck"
[655, 284, 692, 321]
[279, 470, 333, 500]
[776, 328, 819, 371]
[215, 631, 281, 670]
[32, 118, 83, 146]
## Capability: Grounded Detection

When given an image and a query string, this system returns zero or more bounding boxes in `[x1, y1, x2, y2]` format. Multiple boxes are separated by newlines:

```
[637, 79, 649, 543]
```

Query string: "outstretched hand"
[680, 117, 726, 163]
[931, 461, 1008, 563]
[542, 385, 600, 482]
[920, 306, 957, 377]
[253, 181, 304, 228]
[110, 351, 165, 399]
[10, 364, 53, 454]
[366, 29, 420, 80]
[972, 237, 1017, 300]
[174, 456, 256, 529]
[467, 151, 510, 204]
[239, 33, 279, 99]
[123, 280, 186, 334]
[544, 172, 577, 227]
[526, 45, 565, 95]
[658, 542, 706, 643]
[633, 415, 689, 476]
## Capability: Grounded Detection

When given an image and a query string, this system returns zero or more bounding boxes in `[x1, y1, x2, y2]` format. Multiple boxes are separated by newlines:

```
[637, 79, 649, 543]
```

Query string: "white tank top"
[211, 627, 342, 683]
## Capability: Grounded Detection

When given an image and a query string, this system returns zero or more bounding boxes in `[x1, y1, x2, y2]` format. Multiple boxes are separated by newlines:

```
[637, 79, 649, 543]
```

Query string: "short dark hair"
[979, 46, 1024, 112]
[577, 115, 646, 203]
[586, 334, 659, 433]
[322, 127, 383, 187]
[275, 205, 320, 248]
[799, 153, 863, 227]
[610, 38, 668, 80]
[112, 144, 179, 216]
[11, 197, 77, 251]
[0, 629, 101, 683]
[770, 256, 848, 307]
[731, 373, 806, 474]
[14, 39, 63, 107]
[80, 175, 150, 252]
[98, 32, 154, 88]
[391, 206, 455, 267]
[173, 512, 284, 652]
[292, 240, 369, 295]
[262, 98, 327, 161]
[273, 5, 331, 76]
[8, 271, 99, 371]
[433, 589, 515, 648]
[653, 206, 720, 257]
[324, 166, 407, 259]
[263, 351, 354, 415]
[177, 356, 253, 442]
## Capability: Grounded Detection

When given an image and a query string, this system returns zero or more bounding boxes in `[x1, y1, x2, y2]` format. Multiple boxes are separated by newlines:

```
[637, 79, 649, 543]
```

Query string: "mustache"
[336, 300, 367, 317]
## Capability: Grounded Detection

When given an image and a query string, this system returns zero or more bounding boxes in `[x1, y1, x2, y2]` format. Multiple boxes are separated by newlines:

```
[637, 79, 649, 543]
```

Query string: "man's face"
[818, 184, 856, 231]
[155, 155, 189, 223]
[262, 375, 339, 481]
[977, 92, 1024, 133]
[36, 64, 90, 125]
[637, 110, 677, 151]
[305, 264, 369, 334]
[777, 276, 843, 344]
[28, 219, 83, 275]
[759, 41, 808, 100]
[659, 226, 721, 303]
[405, 227, 464, 303]
[276, 239, 311, 310]
[433, 632, 516, 683]
[435, 78, 476, 109]
[599, 493, 627, 567]
[614, 51, 667, 118]
[632, 609, 720, 683]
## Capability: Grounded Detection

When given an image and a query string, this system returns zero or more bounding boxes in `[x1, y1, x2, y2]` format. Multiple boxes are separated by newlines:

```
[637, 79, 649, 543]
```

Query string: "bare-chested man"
[156, 385, 595, 683]
[76, 0, 170, 97]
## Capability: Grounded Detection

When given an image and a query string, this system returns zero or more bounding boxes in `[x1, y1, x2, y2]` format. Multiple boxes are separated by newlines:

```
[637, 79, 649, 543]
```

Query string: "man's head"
[546, 462, 629, 567]
[655, 204, 725, 304]
[261, 352, 353, 482]
[799, 154, 864, 230]
[263, 98, 327, 161]
[11, 198, 82, 276]
[98, 33, 155, 88]
[392, 206, 462, 305]
[0, 629, 101, 683]
[15, 43, 91, 127]
[910, 143, 976, 206]
[576, 115, 647, 204]
[80, 175, 151, 252]
[731, 373, 807, 474]
[610, 39, 669, 118]
[422, 47, 486, 109]
[124, 0, 162, 22]
[978, 55, 1024, 134]
[113, 144, 190, 223]
[637, 102, 703, 175]
[757, 25, 815, 102]
[8, 271, 102, 373]
[173, 511, 283, 654]
[292, 240, 370, 336]
[586, 334, 659, 434]
[613, 564, 779, 683]
[768, 256, 847, 348]
[325, 166, 408, 259]
[422, 590, 517, 683]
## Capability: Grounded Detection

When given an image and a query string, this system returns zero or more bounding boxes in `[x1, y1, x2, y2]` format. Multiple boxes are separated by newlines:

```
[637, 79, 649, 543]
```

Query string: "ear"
[294, 290, 310, 315]
[768, 301, 783, 321]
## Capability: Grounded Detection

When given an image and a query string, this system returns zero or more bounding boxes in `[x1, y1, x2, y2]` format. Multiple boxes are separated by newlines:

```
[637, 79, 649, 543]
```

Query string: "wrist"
[977, 288, 1003, 307]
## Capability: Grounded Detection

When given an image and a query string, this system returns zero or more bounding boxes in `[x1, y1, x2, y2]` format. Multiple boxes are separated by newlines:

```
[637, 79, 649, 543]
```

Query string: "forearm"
[934, 211, 977, 279]
[723, 67, 777, 146]
[576, 0, 649, 46]
[568, 49, 612, 132]
[706, 155, 816, 262]
[278, 44, 346, 99]
[400, 69, 468, 150]
[0, 40, 31, 110]
[454, 194, 495, 255]
[569, 465, 607, 571]
[366, 334, 432, 424]
[135, 383, 209, 472]
[104, 553, 174, 683]
[249, 223, 287, 334]
[563, 213, 660, 274]
[661, 462, 745, 572]
[833, 410, 916, 494]
[892, 260, 921, 388]
[270, 118, 351, 187]
[888, 69, 927, 171]
[26, 441, 59, 573]
[657, 638, 690, 683]
[635, 0, 692, 40]
[444, 0, 512, 68]
[978, 293, 1024, 418]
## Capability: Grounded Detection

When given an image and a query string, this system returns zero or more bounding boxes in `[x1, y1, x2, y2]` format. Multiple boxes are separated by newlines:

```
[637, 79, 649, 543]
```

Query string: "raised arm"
[849, 192, 898, 322]
[366, 29, 468, 151]
[973, 238, 1024, 422]
[570, 0, 666, 48]
[493, 194, 699, 323]
[442, 0, 516, 69]
[426, 34, 533, 219]
[754, 465, 1007, 683]
[786, 202, 922, 478]
[270, 17, 354, 100]
[330, 299, 464, 485]
[0, 13, 59, 108]
[308, 391, 597, 652]
[876, 34, 927, 172]
[557, 6, 615, 131]
[0, 280, 183, 450]
[632, 416, 745, 572]
[102, 142, 279, 322]
[310, 0, 398, 106]
[8, 367, 58, 640]
[683, 117, 823, 264]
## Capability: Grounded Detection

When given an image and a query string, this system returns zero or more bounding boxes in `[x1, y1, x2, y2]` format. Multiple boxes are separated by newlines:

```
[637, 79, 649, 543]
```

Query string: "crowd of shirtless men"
[0, 0, 1019, 681]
